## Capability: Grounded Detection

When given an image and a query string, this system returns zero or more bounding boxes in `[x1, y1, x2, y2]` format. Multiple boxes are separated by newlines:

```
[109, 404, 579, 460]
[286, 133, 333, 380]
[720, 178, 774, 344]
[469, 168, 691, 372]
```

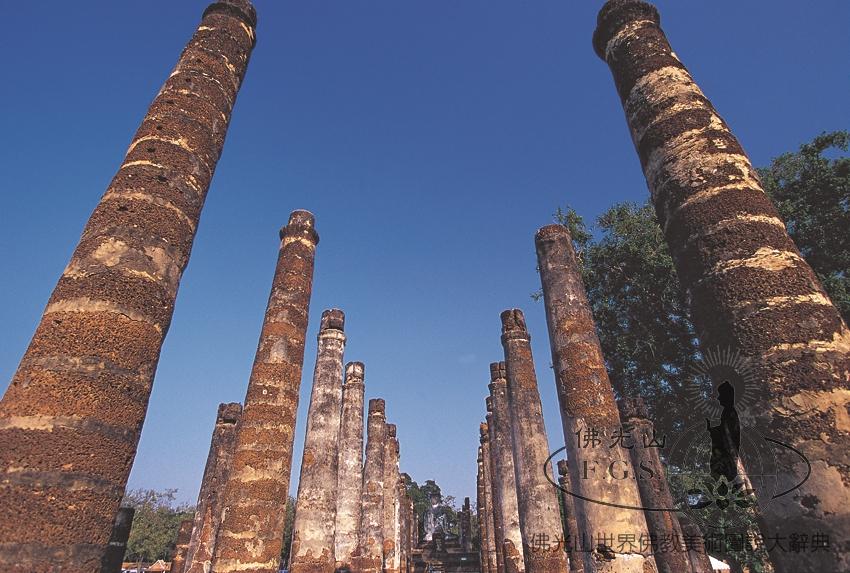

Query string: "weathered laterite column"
[480, 422, 500, 573]
[0, 2, 256, 570]
[398, 488, 410, 573]
[391, 474, 403, 573]
[617, 398, 686, 573]
[477, 446, 493, 573]
[172, 519, 194, 573]
[593, 2, 850, 570]
[679, 519, 713, 573]
[211, 210, 318, 573]
[383, 424, 401, 573]
[535, 226, 656, 573]
[100, 507, 135, 573]
[460, 497, 473, 553]
[500, 310, 569, 573]
[356, 399, 387, 573]
[556, 461, 583, 573]
[186, 403, 242, 573]
[334, 362, 366, 569]
[290, 309, 347, 573]
[484, 404, 506, 573]
[488, 362, 525, 573]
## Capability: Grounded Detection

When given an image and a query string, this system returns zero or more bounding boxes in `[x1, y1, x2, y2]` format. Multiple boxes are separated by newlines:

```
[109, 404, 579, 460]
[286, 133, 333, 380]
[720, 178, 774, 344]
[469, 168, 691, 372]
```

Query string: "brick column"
[383, 424, 401, 573]
[211, 210, 318, 573]
[460, 497, 473, 553]
[488, 362, 526, 573]
[480, 422, 500, 573]
[100, 507, 135, 573]
[593, 2, 850, 570]
[477, 446, 493, 573]
[535, 225, 657, 573]
[500, 310, 569, 573]
[334, 362, 366, 569]
[0, 2, 256, 569]
[290, 309, 347, 573]
[356, 399, 387, 573]
[556, 461, 583, 573]
[171, 519, 194, 573]
[185, 403, 242, 573]
[484, 404, 506, 573]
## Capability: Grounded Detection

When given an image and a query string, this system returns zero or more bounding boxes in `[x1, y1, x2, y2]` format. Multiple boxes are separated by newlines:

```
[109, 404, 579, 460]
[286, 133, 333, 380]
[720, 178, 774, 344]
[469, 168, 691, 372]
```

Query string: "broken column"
[100, 507, 135, 573]
[556, 461, 583, 573]
[334, 362, 366, 569]
[0, 2, 256, 570]
[500, 310, 569, 573]
[171, 519, 194, 573]
[488, 362, 526, 573]
[480, 422, 500, 573]
[290, 309, 347, 573]
[535, 225, 656, 573]
[477, 446, 493, 573]
[356, 399, 388, 573]
[211, 210, 319, 573]
[185, 403, 242, 573]
[460, 497, 473, 553]
[383, 424, 401, 573]
[593, 2, 850, 570]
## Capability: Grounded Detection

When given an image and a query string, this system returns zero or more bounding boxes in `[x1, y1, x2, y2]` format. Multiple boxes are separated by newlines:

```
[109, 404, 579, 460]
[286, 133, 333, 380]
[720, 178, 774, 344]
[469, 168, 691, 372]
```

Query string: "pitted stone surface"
[355, 399, 388, 573]
[171, 519, 194, 573]
[334, 362, 366, 569]
[556, 461, 584, 573]
[0, 3, 256, 571]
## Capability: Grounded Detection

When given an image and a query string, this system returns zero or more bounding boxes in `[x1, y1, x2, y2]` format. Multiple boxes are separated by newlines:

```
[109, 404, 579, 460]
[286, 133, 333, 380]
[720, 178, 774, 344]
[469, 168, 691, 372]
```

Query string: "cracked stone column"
[334, 362, 365, 569]
[0, 2, 256, 570]
[356, 399, 387, 573]
[592, 2, 850, 570]
[100, 507, 135, 573]
[617, 398, 687, 573]
[480, 422, 500, 573]
[211, 210, 318, 573]
[556, 461, 583, 573]
[186, 402, 242, 573]
[460, 497, 473, 553]
[535, 226, 657, 573]
[500, 310, 569, 573]
[477, 446, 493, 573]
[488, 362, 526, 573]
[171, 519, 194, 573]
[290, 309, 347, 573]
[383, 424, 401, 573]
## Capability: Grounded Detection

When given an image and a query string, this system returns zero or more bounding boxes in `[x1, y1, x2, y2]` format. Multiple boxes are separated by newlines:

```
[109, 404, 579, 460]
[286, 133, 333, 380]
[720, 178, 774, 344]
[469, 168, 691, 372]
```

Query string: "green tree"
[122, 489, 194, 563]
[759, 130, 850, 321]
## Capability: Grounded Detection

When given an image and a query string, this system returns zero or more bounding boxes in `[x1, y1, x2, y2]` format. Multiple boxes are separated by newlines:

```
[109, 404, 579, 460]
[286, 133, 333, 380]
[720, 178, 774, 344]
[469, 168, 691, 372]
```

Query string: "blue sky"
[1, 0, 847, 506]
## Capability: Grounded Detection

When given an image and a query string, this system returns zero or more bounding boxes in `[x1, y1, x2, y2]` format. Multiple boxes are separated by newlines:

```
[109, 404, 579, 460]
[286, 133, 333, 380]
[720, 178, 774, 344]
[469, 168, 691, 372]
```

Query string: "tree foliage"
[122, 489, 194, 563]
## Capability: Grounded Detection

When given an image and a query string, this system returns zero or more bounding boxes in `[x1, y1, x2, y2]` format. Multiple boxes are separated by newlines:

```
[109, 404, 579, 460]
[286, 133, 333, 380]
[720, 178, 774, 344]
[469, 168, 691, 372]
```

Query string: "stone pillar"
[556, 461, 583, 573]
[460, 497, 473, 553]
[480, 422, 500, 573]
[500, 310, 569, 573]
[488, 362, 526, 573]
[185, 403, 242, 573]
[398, 488, 410, 573]
[211, 211, 318, 573]
[484, 405, 506, 573]
[534, 226, 657, 573]
[592, 2, 850, 570]
[100, 507, 135, 573]
[290, 309, 347, 573]
[356, 399, 388, 573]
[679, 519, 713, 573]
[172, 519, 194, 573]
[383, 424, 401, 573]
[334, 362, 366, 569]
[411, 497, 419, 548]
[617, 398, 689, 573]
[0, 2, 256, 569]
[477, 446, 492, 573]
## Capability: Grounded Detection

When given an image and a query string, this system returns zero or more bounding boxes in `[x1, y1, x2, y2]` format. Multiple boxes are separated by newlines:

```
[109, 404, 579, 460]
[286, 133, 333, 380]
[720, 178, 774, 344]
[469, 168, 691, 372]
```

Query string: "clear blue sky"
[1, 0, 847, 506]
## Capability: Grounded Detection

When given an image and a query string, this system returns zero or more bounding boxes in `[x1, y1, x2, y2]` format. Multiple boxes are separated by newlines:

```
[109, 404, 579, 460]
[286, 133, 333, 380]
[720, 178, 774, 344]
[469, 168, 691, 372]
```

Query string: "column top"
[320, 308, 345, 332]
[485, 396, 493, 413]
[387, 423, 397, 438]
[592, 0, 660, 60]
[534, 223, 573, 244]
[557, 459, 568, 478]
[279, 209, 319, 244]
[203, 0, 257, 30]
[500, 308, 530, 342]
[488, 361, 506, 382]
[369, 398, 386, 415]
[479, 421, 489, 443]
[217, 402, 242, 424]
[618, 396, 649, 421]
[344, 361, 365, 383]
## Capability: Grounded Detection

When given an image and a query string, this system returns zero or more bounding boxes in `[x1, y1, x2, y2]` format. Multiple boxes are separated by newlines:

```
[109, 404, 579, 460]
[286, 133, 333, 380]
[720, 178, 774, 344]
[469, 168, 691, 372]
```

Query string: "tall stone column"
[383, 424, 401, 573]
[172, 519, 194, 573]
[460, 497, 473, 553]
[592, 2, 850, 570]
[535, 226, 657, 573]
[500, 310, 569, 573]
[617, 398, 688, 573]
[186, 403, 242, 573]
[0, 3, 256, 570]
[334, 362, 366, 569]
[484, 406, 506, 573]
[211, 211, 319, 573]
[488, 362, 525, 573]
[480, 422, 500, 573]
[100, 507, 135, 573]
[356, 399, 387, 573]
[477, 446, 493, 573]
[398, 487, 410, 573]
[556, 461, 583, 573]
[290, 309, 347, 573]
